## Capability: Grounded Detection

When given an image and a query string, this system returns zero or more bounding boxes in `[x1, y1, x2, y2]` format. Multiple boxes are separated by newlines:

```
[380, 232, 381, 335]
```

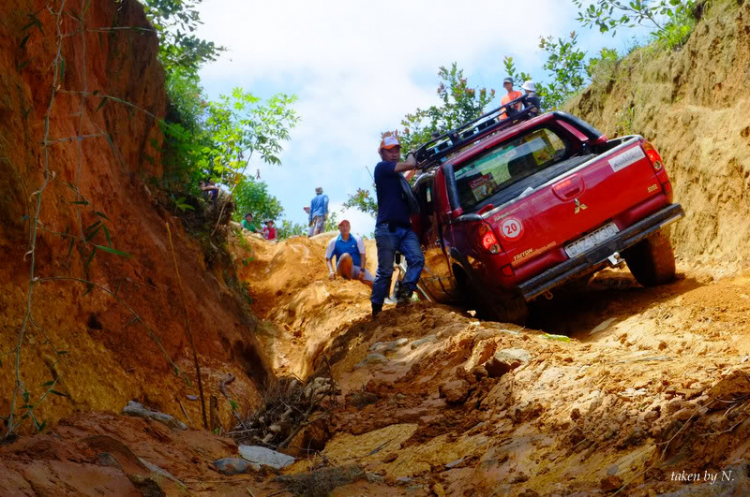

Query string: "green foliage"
[143, 0, 299, 233]
[502, 56, 533, 86]
[343, 187, 377, 218]
[573, 0, 698, 49]
[323, 212, 340, 233]
[586, 47, 621, 90]
[400, 63, 495, 154]
[586, 47, 620, 78]
[204, 89, 299, 184]
[233, 178, 284, 223]
[141, 0, 224, 74]
[277, 219, 307, 240]
[159, 87, 298, 199]
[537, 32, 588, 110]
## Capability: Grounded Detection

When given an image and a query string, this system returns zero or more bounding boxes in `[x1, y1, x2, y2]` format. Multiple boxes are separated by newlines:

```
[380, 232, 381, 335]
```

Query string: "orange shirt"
[500, 90, 523, 118]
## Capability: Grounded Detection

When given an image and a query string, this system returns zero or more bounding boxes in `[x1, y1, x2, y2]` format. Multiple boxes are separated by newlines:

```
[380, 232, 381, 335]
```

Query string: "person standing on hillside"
[308, 187, 328, 237]
[325, 219, 373, 288]
[370, 133, 424, 317]
[499, 77, 523, 119]
[521, 80, 542, 117]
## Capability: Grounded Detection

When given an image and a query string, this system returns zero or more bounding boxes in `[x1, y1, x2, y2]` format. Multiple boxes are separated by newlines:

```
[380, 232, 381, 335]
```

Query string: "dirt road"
[3, 234, 750, 495]
[226, 234, 750, 495]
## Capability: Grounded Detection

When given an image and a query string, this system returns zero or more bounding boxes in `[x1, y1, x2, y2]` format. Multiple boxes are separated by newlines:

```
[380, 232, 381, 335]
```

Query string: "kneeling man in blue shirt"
[325, 219, 374, 288]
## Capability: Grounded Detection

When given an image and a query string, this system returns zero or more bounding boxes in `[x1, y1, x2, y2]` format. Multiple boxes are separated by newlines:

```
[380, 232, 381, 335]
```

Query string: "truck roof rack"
[413, 95, 536, 170]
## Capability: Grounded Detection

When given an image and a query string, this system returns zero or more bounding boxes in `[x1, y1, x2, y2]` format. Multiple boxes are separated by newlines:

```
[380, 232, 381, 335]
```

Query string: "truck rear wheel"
[476, 289, 529, 325]
[623, 231, 676, 287]
[455, 265, 528, 325]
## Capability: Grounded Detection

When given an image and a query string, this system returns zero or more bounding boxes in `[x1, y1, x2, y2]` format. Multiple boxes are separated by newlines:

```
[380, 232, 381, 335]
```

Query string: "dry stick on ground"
[166, 222, 208, 429]
[177, 398, 193, 426]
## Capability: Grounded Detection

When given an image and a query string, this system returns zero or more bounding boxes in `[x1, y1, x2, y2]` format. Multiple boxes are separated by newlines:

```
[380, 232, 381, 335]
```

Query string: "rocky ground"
[5, 234, 750, 496]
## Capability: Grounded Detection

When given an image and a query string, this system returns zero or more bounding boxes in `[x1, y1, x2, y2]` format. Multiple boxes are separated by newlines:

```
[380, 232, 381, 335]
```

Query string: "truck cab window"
[454, 127, 569, 211]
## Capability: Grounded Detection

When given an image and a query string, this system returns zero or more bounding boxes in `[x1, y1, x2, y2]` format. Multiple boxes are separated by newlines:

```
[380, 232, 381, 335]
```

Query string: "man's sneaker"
[372, 302, 383, 317]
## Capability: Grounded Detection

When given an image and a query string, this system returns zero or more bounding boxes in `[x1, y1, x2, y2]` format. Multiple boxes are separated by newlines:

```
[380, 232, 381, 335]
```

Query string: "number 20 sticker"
[500, 217, 524, 240]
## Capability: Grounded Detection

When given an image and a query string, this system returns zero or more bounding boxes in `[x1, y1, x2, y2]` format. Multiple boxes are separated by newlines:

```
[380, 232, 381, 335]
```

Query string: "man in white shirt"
[325, 220, 374, 288]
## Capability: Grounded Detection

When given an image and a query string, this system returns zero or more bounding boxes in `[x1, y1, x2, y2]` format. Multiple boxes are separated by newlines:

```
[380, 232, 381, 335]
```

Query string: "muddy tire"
[623, 231, 676, 287]
[476, 289, 529, 325]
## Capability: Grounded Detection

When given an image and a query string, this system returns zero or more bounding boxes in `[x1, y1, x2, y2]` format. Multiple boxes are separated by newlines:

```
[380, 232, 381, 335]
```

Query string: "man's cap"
[338, 219, 350, 227]
[521, 80, 537, 92]
[245, 212, 253, 218]
[379, 135, 401, 151]
[315, 186, 323, 194]
[503, 77, 514, 84]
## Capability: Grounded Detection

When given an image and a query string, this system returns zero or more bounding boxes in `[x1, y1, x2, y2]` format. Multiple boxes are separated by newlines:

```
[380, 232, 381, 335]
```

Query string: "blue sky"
[196, 0, 647, 237]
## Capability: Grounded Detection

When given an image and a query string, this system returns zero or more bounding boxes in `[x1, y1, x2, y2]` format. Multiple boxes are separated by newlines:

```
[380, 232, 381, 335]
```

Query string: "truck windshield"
[454, 127, 569, 211]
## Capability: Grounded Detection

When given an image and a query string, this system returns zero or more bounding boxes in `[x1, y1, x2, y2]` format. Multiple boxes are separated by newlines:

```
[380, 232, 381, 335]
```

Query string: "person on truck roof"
[326, 219, 374, 288]
[370, 132, 425, 317]
[499, 77, 523, 119]
[308, 187, 329, 237]
[521, 80, 541, 117]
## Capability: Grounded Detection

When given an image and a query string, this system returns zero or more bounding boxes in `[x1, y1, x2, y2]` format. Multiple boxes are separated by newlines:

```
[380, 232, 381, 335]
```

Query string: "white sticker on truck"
[609, 146, 645, 173]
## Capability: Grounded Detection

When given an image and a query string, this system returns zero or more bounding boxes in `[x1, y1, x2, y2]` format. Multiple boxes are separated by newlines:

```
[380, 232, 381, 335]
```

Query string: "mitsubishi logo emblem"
[574, 198, 588, 214]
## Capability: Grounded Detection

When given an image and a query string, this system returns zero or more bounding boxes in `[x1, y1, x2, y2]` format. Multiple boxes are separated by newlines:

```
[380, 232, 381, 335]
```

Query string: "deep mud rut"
[4, 234, 750, 496]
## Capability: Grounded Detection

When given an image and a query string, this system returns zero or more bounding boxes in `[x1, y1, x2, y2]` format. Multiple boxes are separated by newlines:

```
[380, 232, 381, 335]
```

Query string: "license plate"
[564, 223, 619, 259]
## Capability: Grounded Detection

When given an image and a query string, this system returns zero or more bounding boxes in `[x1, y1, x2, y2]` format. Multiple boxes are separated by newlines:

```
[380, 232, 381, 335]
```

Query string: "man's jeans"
[371, 223, 424, 306]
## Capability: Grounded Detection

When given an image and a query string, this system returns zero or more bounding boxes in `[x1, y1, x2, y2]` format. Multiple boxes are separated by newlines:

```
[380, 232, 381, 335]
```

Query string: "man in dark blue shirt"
[371, 133, 424, 317]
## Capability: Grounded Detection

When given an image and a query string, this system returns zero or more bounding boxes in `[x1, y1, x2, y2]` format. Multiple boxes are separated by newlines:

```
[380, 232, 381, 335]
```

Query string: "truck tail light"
[477, 224, 501, 255]
[643, 141, 663, 171]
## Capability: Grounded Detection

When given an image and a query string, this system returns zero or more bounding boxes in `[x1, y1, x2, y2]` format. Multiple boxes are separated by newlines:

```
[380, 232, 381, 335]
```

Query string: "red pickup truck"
[404, 101, 684, 324]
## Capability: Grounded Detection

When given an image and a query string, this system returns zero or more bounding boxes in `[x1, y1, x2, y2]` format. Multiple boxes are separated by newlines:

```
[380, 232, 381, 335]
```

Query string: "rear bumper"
[518, 203, 685, 301]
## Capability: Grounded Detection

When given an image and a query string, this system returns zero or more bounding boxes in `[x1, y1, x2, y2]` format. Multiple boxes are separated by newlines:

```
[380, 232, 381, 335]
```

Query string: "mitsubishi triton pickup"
[403, 98, 685, 324]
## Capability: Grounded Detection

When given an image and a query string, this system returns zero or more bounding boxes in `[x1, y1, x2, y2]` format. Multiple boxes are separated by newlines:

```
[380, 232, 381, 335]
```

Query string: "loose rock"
[238, 445, 295, 469]
[439, 379, 471, 404]
[485, 348, 531, 378]
[213, 458, 260, 475]
[355, 353, 388, 368]
[600, 475, 623, 492]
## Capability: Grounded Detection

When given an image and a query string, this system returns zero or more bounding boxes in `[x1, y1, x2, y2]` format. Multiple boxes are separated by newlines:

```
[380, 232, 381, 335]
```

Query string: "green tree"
[277, 219, 307, 240]
[537, 32, 588, 110]
[502, 56, 533, 87]
[202, 89, 299, 187]
[159, 88, 298, 195]
[343, 187, 377, 218]
[233, 178, 284, 222]
[399, 63, 495, 154]
[572, 0, 697, 49]
[141, 0, 224, 74]
[323, 211, 340, 233]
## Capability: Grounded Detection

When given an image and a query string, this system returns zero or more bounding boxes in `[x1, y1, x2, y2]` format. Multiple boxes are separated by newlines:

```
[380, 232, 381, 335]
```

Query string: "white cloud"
[196, 0, 574, 226]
